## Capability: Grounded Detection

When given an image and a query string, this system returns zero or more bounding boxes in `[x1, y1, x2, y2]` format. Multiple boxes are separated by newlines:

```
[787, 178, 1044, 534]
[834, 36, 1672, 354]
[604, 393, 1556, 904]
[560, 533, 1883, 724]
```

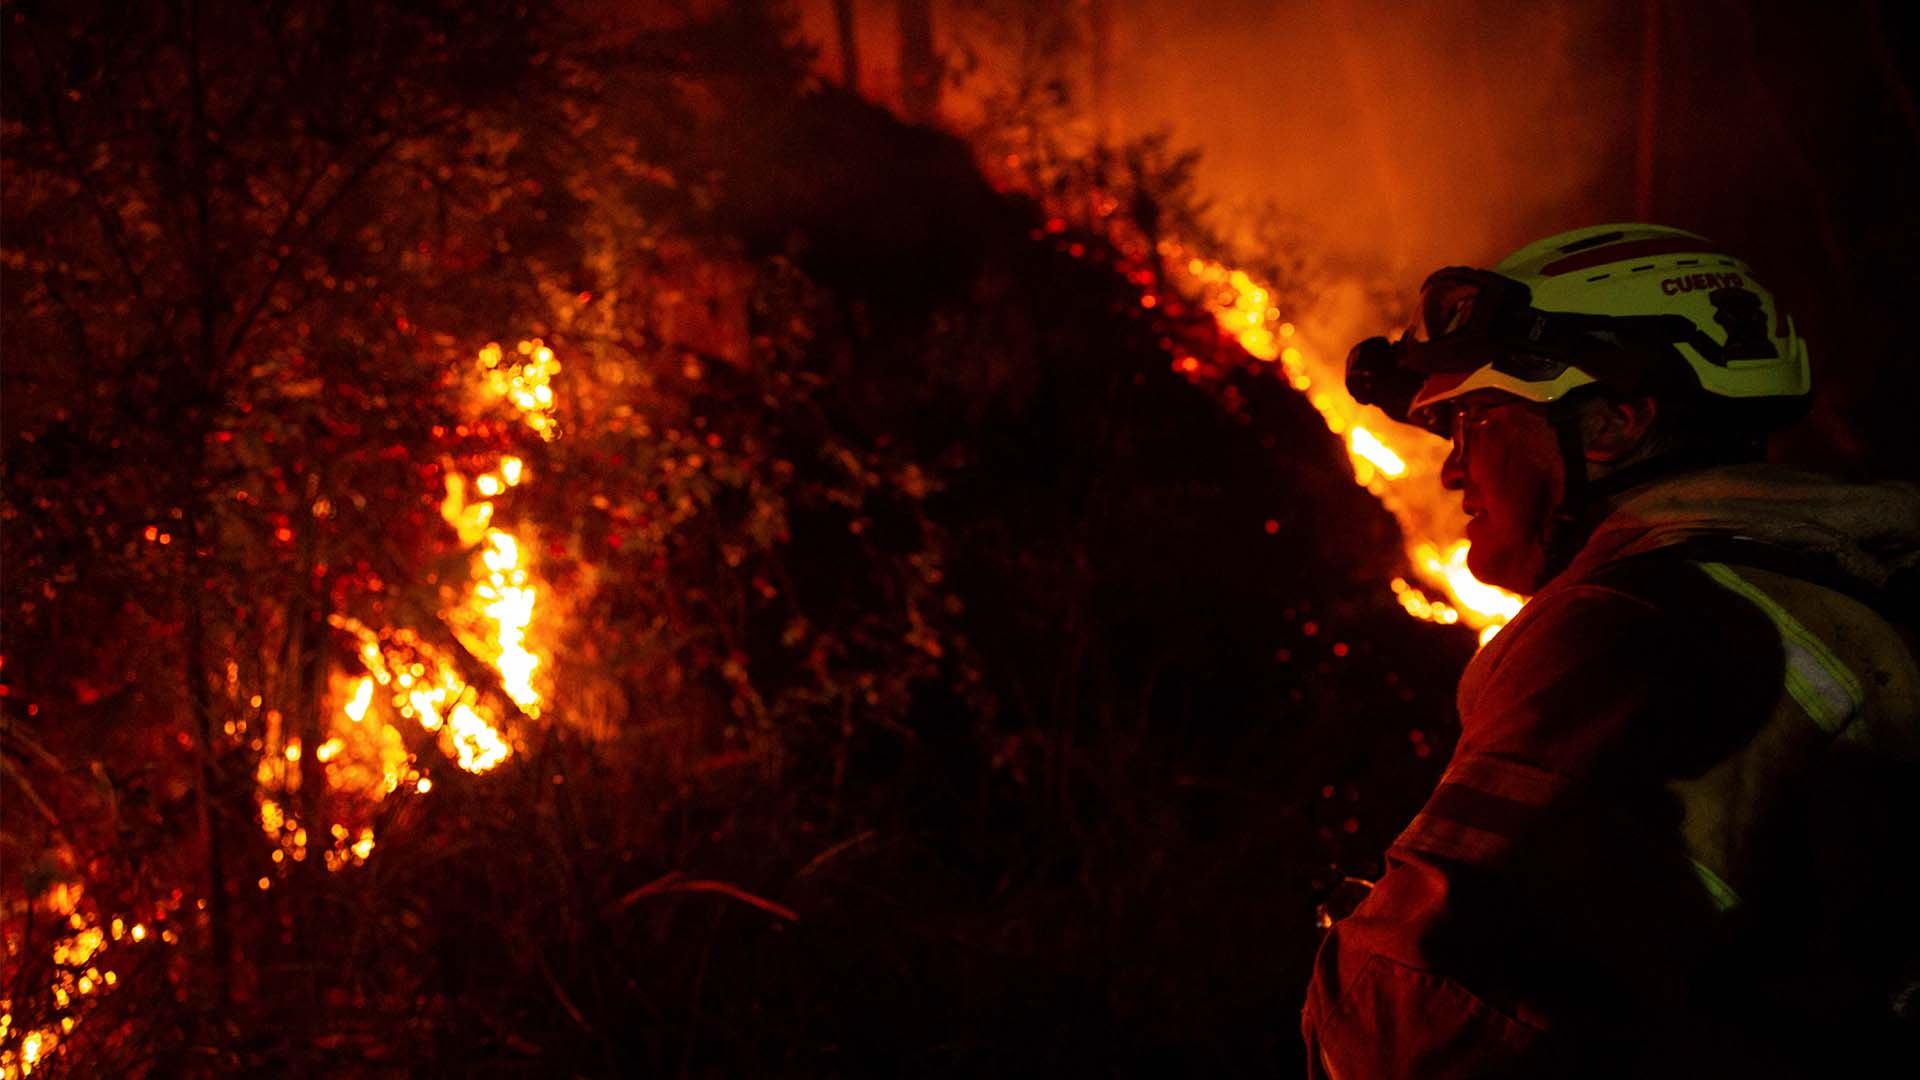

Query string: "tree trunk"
[184, 0, 232, 1007]
[295, 471, 331, 833]
[834, 0, 860, 93]
[896, 0, 939, 123]
[1089, 0, 1112, 148]
[184, 508, 231, 1009]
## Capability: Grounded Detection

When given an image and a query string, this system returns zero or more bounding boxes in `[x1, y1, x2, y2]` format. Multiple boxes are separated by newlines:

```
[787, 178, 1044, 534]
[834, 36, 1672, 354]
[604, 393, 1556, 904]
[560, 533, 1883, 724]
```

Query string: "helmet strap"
[1534, 397, 1759, 589]
[1539, 398, 1593, 588]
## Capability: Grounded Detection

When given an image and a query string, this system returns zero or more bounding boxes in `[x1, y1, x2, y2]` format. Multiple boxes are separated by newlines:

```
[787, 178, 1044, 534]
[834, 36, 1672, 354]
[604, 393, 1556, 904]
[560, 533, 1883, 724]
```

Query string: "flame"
[294, 336, 558, 799]
[479, 339, 561, 441]
[1416, 540, 1523, 645]
[12, 337, 566, 1070]
[447, 701, 512, 772]
[239, 335, 562, 905]
[1347, 425, 1407, 480]
[1390, 576, 1459, 625]
[441, 475, 495, 547]
[1170, 246, 1525, 637]
[2, 892, 179, 1078]
[343, 676, 373, 722]
[475, 531, 540, 714]
[334, 615, 512, 776]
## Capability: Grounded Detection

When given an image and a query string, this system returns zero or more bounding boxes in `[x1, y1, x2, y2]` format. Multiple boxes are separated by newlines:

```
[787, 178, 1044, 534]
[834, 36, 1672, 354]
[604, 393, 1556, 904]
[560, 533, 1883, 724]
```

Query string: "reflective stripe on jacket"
[1302, 469, 1920, 1078]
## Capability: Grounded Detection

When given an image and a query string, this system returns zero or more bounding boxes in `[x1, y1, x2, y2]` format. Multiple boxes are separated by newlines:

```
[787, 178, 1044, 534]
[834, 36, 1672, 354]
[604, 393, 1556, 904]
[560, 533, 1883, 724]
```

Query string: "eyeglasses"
[1438, 397, 1529, 460]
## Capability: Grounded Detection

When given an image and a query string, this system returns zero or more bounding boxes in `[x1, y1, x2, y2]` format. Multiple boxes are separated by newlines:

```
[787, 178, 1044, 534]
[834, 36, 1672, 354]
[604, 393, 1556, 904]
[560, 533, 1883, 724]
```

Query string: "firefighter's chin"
[1464, 515, 1540, 595]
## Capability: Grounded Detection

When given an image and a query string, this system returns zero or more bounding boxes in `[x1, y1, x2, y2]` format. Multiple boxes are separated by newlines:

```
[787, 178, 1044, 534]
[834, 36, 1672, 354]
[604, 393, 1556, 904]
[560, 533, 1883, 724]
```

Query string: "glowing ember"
[1, 892, 178, 1078]
[343, 676, 374, 722]
[1391, 577, 1459, 625]
[479, 339, 562, 441]
[442, 475, 496, 548]
[1169, 246, 1525, 637]
[447, 702, 512, 772]
[334, 614, 511, 775]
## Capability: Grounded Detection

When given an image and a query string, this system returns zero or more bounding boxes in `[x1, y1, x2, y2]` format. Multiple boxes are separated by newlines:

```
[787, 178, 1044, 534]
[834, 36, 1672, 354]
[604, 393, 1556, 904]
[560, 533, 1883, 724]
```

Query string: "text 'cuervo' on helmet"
[1391, 223, 1812, 427]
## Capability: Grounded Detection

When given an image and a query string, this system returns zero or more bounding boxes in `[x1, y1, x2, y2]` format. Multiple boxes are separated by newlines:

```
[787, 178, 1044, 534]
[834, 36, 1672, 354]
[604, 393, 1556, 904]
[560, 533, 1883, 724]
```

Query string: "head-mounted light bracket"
[1344, 267, 1706, 426]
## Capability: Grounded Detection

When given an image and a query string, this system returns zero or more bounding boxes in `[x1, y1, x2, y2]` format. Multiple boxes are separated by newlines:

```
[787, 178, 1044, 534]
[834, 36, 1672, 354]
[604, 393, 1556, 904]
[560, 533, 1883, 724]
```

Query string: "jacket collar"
[1551, 463, 1920, 591]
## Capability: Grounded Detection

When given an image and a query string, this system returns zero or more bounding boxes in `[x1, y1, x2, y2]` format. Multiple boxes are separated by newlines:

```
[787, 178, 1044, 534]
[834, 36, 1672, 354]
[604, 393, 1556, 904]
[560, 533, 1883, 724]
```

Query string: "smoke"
[1104, 0, 1633, 287]
[788, 0, 1637, 306]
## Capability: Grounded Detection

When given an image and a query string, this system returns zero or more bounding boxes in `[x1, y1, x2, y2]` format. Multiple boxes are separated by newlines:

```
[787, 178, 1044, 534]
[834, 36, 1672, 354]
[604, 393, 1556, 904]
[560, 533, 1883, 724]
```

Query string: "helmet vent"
[1556, 230, 1626, 254]
[1541, 236, 1707, 276]
[1585, 273, 1611, 282]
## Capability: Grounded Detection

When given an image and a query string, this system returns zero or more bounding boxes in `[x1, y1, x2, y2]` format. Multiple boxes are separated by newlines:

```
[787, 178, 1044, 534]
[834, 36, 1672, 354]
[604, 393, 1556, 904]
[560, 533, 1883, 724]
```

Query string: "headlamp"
[1344, 268, 1536, 425]
[1344, 335, 1425, 424]
[1344, 266, 1702, 429]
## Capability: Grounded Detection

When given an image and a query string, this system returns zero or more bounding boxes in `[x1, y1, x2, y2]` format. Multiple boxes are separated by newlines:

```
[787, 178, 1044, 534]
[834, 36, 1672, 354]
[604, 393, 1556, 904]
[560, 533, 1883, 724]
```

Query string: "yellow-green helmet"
[1346, 223, 1812, 433]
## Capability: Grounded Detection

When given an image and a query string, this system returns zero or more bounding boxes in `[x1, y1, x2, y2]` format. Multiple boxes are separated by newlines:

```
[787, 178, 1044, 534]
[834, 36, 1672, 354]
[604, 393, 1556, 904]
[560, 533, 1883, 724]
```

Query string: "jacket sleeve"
[1301, 582, 1754, 1079]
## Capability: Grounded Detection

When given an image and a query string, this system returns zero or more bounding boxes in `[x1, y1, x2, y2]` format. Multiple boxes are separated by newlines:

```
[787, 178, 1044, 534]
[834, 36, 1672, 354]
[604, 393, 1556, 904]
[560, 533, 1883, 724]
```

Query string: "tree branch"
[606, 870, 800, 922]
[23, 22, 160, 323]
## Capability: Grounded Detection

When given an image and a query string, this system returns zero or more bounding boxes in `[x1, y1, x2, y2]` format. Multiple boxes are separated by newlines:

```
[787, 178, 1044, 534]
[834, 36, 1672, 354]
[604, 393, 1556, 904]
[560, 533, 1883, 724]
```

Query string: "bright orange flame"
[301, 337, 563, 786]
[1172, 246, 1524, 637]
[1347, 425, 1406, 479]
[192, 335, 557, 1053]
[1390, 576, 1459, 625]
[343, 676, 373, 722]
[480, 339, 561, 441]
[17, 1032, 44, 1074]
[476, 531, 540, 715]
[3, 895, 178, 1077]
[1416, 540, 1523, 645]
[442, 475, 495, 547]
[447, 702, 512, 772]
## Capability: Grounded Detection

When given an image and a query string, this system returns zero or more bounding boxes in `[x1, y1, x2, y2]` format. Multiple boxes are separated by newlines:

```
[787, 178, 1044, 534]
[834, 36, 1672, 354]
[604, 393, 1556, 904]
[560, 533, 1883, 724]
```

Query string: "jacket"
[1302, 464, 1920, 1078]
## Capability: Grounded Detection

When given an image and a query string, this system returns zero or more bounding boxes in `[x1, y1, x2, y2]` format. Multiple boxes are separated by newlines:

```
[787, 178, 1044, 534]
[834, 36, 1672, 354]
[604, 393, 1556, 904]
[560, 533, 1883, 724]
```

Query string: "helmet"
[1346, 223, 1811, 433]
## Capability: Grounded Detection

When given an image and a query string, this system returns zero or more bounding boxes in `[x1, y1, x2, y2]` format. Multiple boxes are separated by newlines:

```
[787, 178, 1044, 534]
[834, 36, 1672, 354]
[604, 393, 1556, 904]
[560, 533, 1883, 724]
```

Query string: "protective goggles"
[1345, 267, 1686, 430]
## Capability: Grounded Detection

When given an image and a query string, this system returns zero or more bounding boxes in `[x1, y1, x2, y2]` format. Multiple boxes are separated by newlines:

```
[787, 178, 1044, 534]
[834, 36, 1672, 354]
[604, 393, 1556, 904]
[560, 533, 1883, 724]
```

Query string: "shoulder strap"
[1645, 535, 1912, 627]
[1691, 560, 1865, 736]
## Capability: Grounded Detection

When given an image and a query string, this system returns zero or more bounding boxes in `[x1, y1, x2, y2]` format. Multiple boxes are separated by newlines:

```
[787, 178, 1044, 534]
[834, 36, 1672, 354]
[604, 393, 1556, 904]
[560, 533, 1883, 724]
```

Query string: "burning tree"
[1, 0, 680, 1064]
[5, 1, 1473, 1074]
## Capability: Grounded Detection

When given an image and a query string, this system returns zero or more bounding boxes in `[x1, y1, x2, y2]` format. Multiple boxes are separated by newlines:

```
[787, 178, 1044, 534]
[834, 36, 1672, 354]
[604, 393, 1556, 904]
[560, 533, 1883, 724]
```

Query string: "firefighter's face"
[1437, 392, 1564, 593]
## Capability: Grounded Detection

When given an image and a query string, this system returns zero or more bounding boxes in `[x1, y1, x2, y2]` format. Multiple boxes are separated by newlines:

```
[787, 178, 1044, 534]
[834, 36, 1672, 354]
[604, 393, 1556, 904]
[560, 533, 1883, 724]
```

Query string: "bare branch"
[607, 871, 800, 922]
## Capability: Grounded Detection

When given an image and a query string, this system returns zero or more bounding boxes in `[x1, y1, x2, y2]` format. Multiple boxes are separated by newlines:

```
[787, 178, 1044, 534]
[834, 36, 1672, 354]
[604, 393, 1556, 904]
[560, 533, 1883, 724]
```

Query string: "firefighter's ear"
[1580, 393, 1658, 464]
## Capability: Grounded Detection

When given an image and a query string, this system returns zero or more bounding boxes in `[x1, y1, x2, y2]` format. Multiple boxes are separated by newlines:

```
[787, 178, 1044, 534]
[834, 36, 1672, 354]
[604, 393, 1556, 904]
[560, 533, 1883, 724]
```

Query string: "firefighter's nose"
[1440, 441, 1465, 491]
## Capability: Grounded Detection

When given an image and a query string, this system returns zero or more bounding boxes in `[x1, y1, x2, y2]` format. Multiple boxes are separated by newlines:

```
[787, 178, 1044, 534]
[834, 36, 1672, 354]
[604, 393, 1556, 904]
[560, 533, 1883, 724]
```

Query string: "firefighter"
[1306, 224, 1920, 1077]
